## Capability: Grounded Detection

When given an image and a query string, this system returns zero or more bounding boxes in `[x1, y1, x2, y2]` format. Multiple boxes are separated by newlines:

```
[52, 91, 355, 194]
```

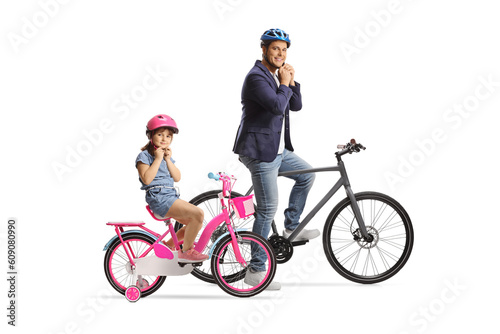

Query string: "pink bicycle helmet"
[146, 114, 179, 134]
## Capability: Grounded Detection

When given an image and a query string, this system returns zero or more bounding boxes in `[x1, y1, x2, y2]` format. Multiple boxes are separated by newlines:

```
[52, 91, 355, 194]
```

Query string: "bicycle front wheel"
[175, 190, 254, 284]
[104, 233, 166, 297]
[323, 192, 414, 284]
[211, 231, 276, 297]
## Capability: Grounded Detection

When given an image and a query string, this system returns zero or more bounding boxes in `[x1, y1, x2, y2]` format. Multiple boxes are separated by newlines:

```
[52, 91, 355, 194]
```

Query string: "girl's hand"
[164, 147, 180, 181]
[164, 147, 172, 160]
[154, 147, 165, 160]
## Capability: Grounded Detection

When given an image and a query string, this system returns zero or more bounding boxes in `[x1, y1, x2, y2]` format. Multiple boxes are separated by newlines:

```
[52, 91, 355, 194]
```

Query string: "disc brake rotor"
[353, 226, 379, 249]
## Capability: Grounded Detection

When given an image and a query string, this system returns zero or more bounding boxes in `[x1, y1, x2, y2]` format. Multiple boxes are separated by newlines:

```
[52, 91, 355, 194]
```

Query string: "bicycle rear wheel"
[104, 233, 166, 297]
[323, 192, 414, 284]
[211, 231, 276, 297]
[175, 190, 254, 283]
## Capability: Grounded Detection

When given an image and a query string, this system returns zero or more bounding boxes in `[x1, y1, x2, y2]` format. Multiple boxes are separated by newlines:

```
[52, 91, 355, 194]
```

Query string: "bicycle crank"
[268, 235, 293, 264]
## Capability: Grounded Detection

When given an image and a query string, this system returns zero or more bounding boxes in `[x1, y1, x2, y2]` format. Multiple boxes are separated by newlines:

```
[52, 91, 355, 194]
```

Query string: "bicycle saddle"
[145, 205, 171, 222]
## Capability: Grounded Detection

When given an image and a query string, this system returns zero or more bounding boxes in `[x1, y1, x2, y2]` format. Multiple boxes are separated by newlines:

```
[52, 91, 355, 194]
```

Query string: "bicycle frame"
[193, 200, 245, 263]
[109, 222, 180, 267]
[195, 173, 246, 262]
[110, 177, 246, 267]
[242, 158, 370, 241]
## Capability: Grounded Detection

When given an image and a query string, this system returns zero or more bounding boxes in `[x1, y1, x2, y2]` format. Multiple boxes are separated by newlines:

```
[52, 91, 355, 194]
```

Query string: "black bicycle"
[175, 139, 414, 284]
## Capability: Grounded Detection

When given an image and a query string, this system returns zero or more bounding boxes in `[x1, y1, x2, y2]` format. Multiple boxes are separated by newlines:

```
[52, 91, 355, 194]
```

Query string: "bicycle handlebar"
[208, 172, 220, 181]
[208, 172, 236, 197]
[209, 139, 364, 181]
[336, 138, 366, 157]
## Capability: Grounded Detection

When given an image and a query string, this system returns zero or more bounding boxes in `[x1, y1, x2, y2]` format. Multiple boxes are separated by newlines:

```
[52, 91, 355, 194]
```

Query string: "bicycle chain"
[268, 235, 293, 264]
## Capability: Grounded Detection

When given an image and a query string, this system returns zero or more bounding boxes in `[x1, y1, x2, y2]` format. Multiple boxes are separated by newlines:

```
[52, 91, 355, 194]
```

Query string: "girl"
[135, 114, 208, 263]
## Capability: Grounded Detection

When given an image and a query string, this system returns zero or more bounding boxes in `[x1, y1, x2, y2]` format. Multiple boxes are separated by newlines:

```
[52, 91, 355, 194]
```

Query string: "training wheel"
[136, 278, 150, 289]
[125, 285, 141, 302]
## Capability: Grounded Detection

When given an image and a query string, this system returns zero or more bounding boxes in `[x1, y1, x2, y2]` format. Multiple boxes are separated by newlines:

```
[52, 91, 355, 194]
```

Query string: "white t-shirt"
[273, 73, 286, 155]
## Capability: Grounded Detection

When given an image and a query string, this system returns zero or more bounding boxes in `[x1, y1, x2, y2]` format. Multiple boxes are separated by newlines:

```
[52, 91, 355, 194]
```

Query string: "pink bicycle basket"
[230, 195, 255, 219]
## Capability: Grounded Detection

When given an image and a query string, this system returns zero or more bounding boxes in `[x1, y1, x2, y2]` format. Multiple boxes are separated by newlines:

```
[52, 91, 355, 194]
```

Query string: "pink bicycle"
[103, 172, 277, 301]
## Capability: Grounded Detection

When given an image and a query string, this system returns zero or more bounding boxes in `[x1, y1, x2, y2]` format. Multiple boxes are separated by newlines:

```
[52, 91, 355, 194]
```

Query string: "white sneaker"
[244, 268, 281, 290]
[283, 228, 320, 241]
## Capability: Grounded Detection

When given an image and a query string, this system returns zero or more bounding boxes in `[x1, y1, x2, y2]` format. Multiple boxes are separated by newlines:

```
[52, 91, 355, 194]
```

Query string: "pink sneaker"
[178, 248, 208, 263]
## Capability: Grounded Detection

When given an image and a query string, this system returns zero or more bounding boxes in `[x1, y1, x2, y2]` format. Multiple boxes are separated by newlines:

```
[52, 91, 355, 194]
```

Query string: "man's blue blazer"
[233, 60, 302, 162]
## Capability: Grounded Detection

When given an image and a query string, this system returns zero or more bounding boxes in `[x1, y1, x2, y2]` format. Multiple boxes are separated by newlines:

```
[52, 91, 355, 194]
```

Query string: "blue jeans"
[239, 149, 315, 271]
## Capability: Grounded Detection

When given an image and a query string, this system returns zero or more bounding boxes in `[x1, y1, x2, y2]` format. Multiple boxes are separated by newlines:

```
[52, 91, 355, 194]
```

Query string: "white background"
[1, 0, 499, 333]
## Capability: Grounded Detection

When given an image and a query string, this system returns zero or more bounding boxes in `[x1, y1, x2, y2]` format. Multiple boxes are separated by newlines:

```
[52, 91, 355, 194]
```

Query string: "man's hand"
[278, 65, 292, 86]
[283, 64, 295, 86]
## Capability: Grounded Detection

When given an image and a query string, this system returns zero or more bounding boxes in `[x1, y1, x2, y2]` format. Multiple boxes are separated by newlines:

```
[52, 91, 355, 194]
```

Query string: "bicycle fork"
[345, 186, 370, 239]
[339, 161, 370, 240]
[227, 225, 247, 265]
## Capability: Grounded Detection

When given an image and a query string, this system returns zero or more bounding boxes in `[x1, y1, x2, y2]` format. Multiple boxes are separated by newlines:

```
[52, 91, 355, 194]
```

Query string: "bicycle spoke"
[363, 249, 378, 276]
[331, 224, 351, 232]
[380, 233, 406, 241]
[111, 269, 127, 281]
[340, 246, 361, 266]
[376, 210, 398, 232]
[202, 199, 218, 221]
[379, 237, 405, 251]
[212, 233, 274, 295]
[375, 247, 391, 271]
[330, 237, 355, 243]
[376, 245, 401, 264]
[378, 218, 403, 234]
[337, 213, 354, 229]
[326, 194, 413, 283]
[371, 202, 388, 227]
[114, 251, 129, 263]
[115, 270, 129, 282]
[107, 238, 163, 292]
[333, 240, 356, 254]
[349, 248, 362, 272]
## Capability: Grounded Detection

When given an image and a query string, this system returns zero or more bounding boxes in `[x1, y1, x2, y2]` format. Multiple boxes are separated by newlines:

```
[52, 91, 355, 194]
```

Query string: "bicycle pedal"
[291, 240, 309, 246]
[178, 261, 203, 267]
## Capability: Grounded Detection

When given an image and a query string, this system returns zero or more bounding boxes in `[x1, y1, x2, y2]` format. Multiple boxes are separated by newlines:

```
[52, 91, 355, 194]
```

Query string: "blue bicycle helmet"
[260, 28, 291, 48]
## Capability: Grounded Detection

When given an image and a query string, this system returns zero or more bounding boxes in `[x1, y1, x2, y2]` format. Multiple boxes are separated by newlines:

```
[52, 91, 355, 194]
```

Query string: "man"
[233, 28, 319, 289]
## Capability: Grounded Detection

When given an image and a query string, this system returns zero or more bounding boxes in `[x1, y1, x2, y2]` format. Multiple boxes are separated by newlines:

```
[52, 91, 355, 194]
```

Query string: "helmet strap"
[148, 130, 159, 150]
[262, 55, 280, 72]
[151, 139, 158, 150]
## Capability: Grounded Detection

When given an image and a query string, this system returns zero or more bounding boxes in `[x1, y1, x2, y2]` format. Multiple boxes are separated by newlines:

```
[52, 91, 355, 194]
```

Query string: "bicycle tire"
[211, 231, 277, 297]
[323, 192, 414, 284]
[175, 190, 253, 284]
[104, 232, 166, 297]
